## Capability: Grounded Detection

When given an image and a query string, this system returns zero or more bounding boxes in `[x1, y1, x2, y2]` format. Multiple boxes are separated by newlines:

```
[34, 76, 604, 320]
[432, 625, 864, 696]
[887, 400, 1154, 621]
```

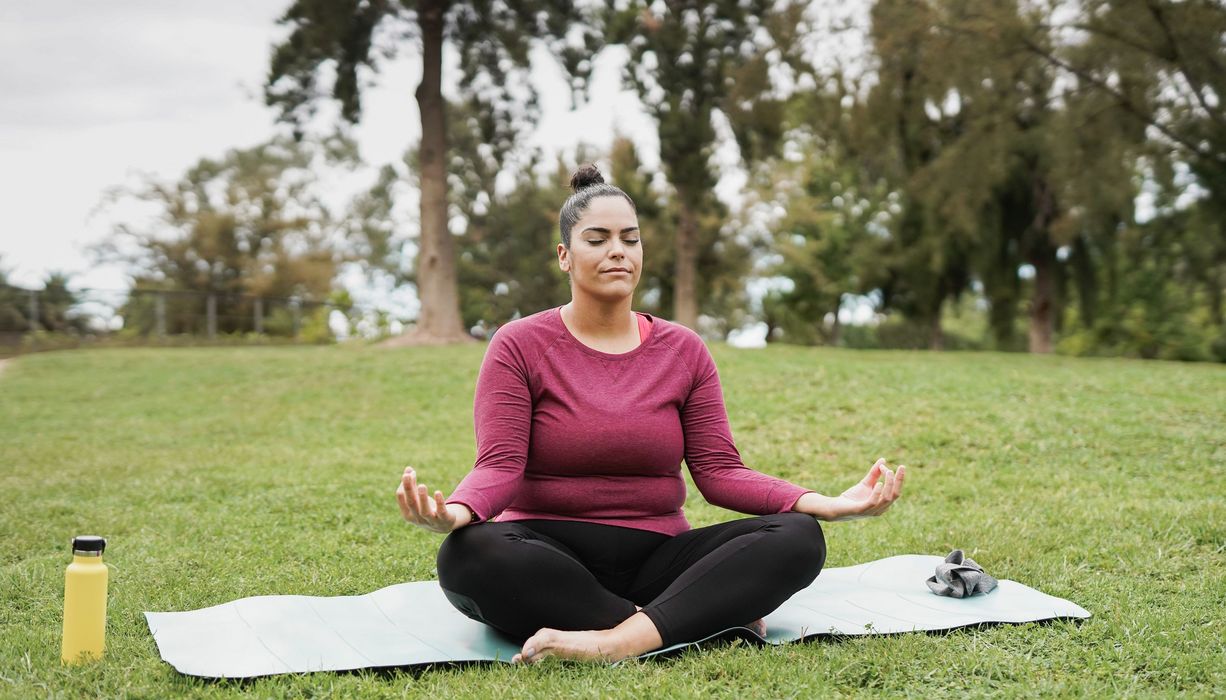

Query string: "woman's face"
[558, 196, 642, 303]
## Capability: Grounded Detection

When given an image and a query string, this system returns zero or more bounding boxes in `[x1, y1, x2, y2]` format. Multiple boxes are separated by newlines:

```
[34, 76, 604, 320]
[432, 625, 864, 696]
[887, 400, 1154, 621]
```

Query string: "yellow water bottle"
[61, 535, 108, 664]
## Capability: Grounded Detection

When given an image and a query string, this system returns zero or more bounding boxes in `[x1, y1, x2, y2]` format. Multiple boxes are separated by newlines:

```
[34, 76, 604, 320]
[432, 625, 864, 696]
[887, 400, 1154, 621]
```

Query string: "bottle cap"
[72, 536, 106, 556]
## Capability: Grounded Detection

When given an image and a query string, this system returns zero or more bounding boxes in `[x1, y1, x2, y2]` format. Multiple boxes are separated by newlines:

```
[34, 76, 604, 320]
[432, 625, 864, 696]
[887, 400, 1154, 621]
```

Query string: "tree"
[454, 154, 572, 332]
[0, 260, 23, 333]
[747, 131, 890, 346]
[848, 0, 1103, 353]
[929, 0, 1069, 353]
[613, 1, 794, 330]
[0, 268, 92, 336]
[940, 0, 1226, 353]
[0, 261, 32, 334]
[605, 133, 755, 338]
[766, 0, 1221, 358]
[828, 0, 981, 350]
[1037, 0, 1226, 333]
[266, 0, 599, 345]
[34, 273, 90, 334]
[96, 136, 344, 336]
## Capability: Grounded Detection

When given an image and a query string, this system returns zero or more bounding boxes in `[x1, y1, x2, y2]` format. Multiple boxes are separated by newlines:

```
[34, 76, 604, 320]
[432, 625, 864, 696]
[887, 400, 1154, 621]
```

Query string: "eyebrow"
[581, 226, 640, 235]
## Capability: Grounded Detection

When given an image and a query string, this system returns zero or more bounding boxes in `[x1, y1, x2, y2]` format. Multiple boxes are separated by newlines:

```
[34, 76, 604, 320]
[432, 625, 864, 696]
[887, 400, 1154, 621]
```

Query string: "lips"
[602, 268, 630, 274]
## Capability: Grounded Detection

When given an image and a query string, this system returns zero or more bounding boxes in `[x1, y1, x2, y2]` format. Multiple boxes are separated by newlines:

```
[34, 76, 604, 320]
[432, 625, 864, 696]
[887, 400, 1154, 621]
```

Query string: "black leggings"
[436, 512, 826, 648]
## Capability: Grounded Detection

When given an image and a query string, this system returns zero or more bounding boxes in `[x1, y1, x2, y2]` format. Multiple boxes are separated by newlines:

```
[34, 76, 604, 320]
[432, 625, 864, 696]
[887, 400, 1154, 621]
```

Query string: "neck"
[564, 295, 634, 339]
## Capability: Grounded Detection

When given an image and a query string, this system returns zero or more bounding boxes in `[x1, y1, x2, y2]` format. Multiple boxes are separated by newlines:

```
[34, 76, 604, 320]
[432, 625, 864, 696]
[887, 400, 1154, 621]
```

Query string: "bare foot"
[512, 612, 663, 664]
[511, 628, 624, 664]
[745, 618, 767, 638]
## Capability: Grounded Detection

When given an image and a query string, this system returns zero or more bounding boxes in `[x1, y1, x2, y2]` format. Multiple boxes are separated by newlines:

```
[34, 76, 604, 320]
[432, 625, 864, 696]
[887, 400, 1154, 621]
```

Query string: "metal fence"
[116, 288, 330, 339]
[0, 283, 407, 349]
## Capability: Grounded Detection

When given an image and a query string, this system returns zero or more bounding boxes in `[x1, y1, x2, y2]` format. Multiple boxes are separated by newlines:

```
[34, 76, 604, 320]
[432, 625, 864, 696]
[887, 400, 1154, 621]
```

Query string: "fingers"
[417, 484, 433, 518]
[399, 467, 433, 524]
[869, 480, 885, 510]
[396, 478, 413, 521]
[873, 464, 905, 515]
[841, 459, 907, 520]
[407, 467, 434, 518]
[402, 468, 421, 521]
[408, 468, 421, 512]
[396, 466, 461, 534]
[405, 467, 419, 517]
[432, 490, 460, 528]
[861, 465, 893, 516]
[862, 458, 885, 487]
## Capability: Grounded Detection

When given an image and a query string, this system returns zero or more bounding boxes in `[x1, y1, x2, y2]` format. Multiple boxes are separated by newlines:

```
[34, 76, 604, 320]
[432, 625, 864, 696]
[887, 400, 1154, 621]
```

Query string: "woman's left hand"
[816, 458, 905, 521]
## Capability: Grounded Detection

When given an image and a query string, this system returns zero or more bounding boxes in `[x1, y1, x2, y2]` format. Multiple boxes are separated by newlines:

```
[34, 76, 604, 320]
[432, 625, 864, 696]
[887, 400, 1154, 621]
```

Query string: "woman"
[396, 164, 905, 664]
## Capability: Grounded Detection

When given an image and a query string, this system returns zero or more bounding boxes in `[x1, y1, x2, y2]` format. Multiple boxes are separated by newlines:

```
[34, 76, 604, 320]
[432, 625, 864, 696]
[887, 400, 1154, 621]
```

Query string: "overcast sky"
[0, 1, 668, 292]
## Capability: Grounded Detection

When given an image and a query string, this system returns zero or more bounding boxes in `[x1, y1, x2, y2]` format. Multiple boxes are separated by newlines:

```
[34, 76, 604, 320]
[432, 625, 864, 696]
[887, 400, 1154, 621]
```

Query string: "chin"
[585, 285, 636, 303]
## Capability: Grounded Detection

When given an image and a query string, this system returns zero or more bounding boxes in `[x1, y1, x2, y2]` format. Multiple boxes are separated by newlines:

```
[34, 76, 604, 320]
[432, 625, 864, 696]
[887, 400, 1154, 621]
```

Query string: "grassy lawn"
[1, 343, 1223, 698]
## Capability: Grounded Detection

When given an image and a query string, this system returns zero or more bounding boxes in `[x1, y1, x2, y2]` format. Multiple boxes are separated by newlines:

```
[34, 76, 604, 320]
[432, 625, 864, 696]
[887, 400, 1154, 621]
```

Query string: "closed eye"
[587, 239, 640, 245]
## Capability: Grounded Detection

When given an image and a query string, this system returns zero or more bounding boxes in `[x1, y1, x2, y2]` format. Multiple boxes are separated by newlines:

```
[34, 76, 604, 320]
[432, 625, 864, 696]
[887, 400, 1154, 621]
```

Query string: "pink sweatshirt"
[447, 306, 812, 536]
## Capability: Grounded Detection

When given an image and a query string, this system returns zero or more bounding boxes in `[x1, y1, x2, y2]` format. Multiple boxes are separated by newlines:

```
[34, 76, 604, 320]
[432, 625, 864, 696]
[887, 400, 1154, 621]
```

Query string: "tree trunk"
[1028, 242, 1057, 353]
[1071, 234, 1097, 328]
[384, 0, 472, 347]
[829, 294, 843, 346]
[987, 289, 1017, 349]
[928, 305, 944, 351]
[1207, 264, 1224, 328]
[763, 319, 777, 344]
[673, 197, 699, 330]
[1024, 172, 1059, 354]
[761, 298, 779, 344]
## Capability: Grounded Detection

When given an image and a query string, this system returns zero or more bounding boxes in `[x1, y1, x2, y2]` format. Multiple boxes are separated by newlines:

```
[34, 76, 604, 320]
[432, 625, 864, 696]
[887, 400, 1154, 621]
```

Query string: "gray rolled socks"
[926, 550, 998, 598]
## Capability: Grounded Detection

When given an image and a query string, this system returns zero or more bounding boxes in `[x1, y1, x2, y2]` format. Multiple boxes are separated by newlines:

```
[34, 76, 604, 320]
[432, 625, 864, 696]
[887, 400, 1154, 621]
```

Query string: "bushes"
[1057, 298, 1219, 363]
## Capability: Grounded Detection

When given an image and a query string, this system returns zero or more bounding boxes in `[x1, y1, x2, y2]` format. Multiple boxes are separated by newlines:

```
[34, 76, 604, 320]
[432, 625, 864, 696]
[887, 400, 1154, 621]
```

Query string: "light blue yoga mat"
[145, 554, 1090, 678]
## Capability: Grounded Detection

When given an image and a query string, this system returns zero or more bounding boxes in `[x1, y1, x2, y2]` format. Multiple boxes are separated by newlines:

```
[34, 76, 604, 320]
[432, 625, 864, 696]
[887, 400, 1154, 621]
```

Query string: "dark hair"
[558, 164, 637, 248]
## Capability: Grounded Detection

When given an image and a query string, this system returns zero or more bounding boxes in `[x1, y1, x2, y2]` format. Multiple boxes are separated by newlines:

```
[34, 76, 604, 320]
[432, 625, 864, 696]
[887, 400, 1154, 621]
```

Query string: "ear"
[557, 243, 570, 272]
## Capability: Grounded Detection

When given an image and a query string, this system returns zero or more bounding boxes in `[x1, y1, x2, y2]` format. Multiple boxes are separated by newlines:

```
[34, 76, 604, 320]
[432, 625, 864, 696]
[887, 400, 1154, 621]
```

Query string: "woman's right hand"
[396, 466, 466, 534]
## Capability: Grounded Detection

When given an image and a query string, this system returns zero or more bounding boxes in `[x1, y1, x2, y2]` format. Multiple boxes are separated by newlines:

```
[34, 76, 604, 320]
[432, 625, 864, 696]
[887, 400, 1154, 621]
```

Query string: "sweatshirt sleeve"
[680, 339, 812, 514]
[446, 327, 532, 521]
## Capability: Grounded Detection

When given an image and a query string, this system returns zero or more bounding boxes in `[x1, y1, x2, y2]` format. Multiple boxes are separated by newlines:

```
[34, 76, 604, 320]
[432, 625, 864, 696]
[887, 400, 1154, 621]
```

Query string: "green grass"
[1, 344, 1223, 698]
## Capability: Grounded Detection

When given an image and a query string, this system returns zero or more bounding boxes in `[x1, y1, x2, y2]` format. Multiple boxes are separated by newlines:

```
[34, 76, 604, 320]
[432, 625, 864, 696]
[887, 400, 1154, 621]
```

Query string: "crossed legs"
[436, 513, 826, 662]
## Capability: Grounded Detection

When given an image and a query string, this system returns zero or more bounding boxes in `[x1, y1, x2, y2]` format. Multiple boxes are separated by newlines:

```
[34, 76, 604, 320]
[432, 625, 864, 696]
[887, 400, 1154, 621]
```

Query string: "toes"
[518, 644, 538, 663]
[518, 628, 557, 663]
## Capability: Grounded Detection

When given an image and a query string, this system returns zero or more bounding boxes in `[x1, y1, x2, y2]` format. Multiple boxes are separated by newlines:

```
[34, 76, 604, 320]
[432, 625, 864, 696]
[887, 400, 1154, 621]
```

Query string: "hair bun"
[569, 163, 605, 192]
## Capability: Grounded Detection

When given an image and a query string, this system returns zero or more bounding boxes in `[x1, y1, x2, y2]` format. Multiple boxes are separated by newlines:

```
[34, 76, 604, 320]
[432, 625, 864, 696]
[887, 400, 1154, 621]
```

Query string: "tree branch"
[1143, 0, 1226, 130]
[1015, 33, 1222, 164]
